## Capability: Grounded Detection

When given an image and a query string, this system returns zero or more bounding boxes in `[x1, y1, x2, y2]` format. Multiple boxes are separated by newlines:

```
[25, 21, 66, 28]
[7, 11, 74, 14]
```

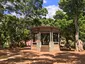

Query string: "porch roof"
[31, 26, 60, 33]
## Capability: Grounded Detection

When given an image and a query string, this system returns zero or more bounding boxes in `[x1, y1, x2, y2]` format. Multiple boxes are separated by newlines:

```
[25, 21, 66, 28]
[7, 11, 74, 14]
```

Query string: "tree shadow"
[20, 47, 31, 50]
[31, 54, 55, 64]
[0, 48, 85, 64]
[31, 60, 53, 64]
[54, 51, 85, 64]
[0, 57, 54, 64]
[41, 54, 54, 58]
[0, 47, 33, 59]
[0, 48, 20, 59]
[60, 46, 75, 51]
[0, 51, 40, 64]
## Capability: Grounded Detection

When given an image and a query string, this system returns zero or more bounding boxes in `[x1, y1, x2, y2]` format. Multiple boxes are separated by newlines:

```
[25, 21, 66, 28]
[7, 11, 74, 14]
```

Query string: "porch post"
[38, 32, 41, 41]
[51, 32, 54, 43]
[58, 33, 60, 43]
[49, 32, 54, 51]
[37, 32, 41, 51]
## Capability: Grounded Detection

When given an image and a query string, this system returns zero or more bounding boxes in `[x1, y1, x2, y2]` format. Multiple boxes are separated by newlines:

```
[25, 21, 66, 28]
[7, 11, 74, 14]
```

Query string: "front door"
[41, 33, 50, 45]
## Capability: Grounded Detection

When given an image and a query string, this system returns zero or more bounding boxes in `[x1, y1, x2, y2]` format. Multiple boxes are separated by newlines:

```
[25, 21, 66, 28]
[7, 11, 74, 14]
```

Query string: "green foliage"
[0, 0, 44, 18]
[40, 18, 54, 26]
[79, 15, 85, 41]
[54, 10, 66, 19]
[54, 11, 75, 41]
[59, 0, 85, 17]
[0, 15, 31, 48]
[59, 0, 85, 44]
[0, 0, 48, 48]
[38, 8, 48, 16]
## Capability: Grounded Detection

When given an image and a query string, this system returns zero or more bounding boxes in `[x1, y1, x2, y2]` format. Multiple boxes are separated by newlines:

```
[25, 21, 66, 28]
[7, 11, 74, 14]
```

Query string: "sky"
[4, 0, 61, 18]
[43, 0, 61, 18]
[43, 0, 59, 7]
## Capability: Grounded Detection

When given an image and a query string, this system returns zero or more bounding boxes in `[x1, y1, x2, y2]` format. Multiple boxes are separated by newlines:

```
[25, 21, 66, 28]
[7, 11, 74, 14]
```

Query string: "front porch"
[31, 44, 60, 52]
[31, 26, 60, 52]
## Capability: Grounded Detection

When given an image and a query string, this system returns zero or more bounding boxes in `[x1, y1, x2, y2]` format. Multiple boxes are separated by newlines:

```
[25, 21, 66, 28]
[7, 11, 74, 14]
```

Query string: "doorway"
[41, 33, 50, 45]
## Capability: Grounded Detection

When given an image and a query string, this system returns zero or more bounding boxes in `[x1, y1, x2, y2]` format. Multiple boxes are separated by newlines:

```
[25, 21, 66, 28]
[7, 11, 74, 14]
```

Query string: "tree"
[79, 14, 85, 42]
[59, 0, 85, 49]
[0, 0, 48, 48]
[0, 15, 31, 48]
[40, 18, 54, 26]
[0, 0, 44, 18]
[54, 10, 75, 48]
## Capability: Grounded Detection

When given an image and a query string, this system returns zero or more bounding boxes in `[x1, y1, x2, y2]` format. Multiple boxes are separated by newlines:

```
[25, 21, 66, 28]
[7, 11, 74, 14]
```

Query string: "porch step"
[41, 45, 49, 52]
[32, 44, 60, 52]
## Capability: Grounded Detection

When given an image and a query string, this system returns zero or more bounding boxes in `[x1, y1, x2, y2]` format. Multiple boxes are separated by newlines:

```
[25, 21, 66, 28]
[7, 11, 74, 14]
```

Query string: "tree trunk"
[74, 15, 79, 50]
[66, 38, 69, 44]
[66, 38, 71, 50]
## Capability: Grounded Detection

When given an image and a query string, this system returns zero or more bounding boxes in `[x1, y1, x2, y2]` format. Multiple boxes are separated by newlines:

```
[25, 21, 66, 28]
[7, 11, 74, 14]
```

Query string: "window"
[53, 33, 58, 42]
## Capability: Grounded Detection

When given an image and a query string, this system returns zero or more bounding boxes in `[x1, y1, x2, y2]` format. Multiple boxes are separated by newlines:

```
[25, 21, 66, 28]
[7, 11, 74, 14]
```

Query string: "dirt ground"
[0, 46, 85, 64]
